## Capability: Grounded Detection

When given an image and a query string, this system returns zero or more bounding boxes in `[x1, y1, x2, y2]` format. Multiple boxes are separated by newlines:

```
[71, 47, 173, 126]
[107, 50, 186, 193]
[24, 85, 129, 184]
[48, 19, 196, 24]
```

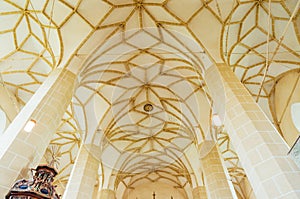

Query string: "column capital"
[192, 186, 207, 199]
[97, 188, 116, 199]
[198, 140, 215, 159]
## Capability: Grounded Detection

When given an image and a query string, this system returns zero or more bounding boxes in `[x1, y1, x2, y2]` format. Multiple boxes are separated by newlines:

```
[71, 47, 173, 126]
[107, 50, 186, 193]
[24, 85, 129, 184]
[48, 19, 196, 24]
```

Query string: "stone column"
[205, 63, 300, 198]
[201, 144, 234, 199]
[0, 68, 77, 197]
[63, 145, 99, 199]
[97, 189, 116, 199]
[192, 186, 207, 199]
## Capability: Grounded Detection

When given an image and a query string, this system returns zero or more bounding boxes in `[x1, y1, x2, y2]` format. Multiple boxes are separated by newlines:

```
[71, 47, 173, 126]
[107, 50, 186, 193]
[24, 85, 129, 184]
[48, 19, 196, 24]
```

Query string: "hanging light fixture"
[144, 103, 153, 112]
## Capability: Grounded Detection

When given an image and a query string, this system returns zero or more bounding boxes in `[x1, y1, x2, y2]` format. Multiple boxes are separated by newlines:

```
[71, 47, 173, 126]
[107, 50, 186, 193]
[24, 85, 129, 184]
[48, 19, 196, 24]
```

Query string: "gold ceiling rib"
[0, 0, 61, 106]
[269, 70, 300, 143]
[223, 1, 300, 128]
[217, 129, 250, 198]
[46, 0, 300, 195]
[113, 151, 193, 190]
[75, 14, 208, 190]
[256, 0, 300, 102]
[0, 0, 299, 196]
[277, 73, 300, 124]
[50, 105, 81, 189]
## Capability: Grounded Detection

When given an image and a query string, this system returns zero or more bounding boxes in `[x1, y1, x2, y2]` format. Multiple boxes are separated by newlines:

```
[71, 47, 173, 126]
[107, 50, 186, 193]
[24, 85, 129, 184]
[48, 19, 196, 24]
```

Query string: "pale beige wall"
[122, 182, 187, 199]
[270, 71, 300, 146]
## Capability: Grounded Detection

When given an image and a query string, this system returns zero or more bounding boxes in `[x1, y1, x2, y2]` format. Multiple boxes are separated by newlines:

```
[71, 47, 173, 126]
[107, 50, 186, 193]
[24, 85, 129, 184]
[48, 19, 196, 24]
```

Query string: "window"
[0, 108, 7, 134]
[291, 103, 300, 133]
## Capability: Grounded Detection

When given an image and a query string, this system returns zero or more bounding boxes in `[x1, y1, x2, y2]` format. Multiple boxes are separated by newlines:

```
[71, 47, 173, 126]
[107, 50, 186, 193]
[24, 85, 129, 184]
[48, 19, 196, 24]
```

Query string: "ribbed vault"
[0, 0, 61, 105]
[74, 27, 211, 197]
[0, 0, 299, 198]
[223, 0, 300, 119]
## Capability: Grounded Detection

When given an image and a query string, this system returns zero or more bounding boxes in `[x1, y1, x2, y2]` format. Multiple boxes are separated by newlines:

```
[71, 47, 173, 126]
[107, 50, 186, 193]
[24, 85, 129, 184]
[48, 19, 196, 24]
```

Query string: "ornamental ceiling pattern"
[0, 0, 299, 197]
[223, 0, 300, 118]
[0, 0, 61, 105]
[73, 26, 210, 196]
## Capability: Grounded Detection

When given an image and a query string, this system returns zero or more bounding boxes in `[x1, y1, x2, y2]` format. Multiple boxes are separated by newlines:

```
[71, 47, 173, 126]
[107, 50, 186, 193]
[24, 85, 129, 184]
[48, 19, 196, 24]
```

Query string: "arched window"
[0, 108, 6, 134]
[291, 103, 300, 133]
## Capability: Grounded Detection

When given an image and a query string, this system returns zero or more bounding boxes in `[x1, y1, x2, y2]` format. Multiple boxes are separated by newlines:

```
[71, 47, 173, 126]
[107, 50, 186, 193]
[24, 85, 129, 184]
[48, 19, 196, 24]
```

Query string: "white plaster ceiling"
[0, 0, 299, 197]
[73, 27, 210, 194]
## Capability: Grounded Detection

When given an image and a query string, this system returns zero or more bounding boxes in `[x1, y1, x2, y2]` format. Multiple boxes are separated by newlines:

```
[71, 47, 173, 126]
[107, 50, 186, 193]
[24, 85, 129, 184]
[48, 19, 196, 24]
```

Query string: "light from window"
[0, 109, 6, 134]
[291, 103, 300, 132]
[24, 119, 36, 132]
[212, 114, 222, 127]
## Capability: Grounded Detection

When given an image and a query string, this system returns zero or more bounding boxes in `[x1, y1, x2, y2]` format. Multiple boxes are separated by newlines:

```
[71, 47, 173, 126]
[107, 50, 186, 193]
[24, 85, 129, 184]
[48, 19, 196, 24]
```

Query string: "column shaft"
[63, 145, 99, 199]
[192, 186, 208, 199]
[201, 144, 234, 199]
[97, 189, 116, 199]
[0, 68, 77, 197]
[205, 63, 300, 198]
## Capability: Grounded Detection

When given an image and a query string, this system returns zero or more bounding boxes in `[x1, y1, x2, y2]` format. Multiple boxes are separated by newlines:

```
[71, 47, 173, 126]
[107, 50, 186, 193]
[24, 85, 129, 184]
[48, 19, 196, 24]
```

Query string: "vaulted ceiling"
[0, 0, 299, 198]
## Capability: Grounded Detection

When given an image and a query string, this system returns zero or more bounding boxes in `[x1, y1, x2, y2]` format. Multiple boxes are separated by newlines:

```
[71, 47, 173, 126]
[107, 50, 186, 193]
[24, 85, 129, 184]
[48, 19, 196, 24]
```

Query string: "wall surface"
[122, 182, 187, 199]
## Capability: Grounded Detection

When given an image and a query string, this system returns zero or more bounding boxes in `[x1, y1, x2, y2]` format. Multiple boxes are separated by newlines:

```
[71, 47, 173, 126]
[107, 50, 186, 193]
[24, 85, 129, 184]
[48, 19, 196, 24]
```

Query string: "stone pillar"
[201, 144, 234, 199]
[205, 63, 300, 198]
[192, 186, 207, 199]
[0, 68, 77, 197]
[63, 145, 99, 199]
[97, 189, 116, 199]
